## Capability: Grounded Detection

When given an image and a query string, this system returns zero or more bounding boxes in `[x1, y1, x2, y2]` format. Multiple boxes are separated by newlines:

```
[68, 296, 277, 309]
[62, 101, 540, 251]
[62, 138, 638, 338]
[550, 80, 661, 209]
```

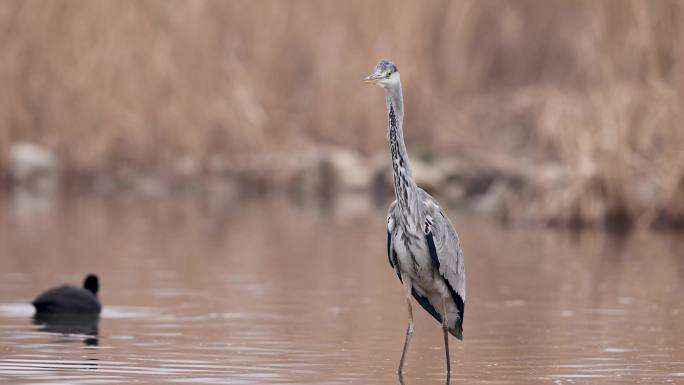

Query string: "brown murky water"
[0, 192, 682, 384]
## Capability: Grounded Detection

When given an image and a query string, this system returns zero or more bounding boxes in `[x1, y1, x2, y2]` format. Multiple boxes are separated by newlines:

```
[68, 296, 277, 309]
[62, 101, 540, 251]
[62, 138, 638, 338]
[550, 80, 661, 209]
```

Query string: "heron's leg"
[397, 370, 406, 385]
[398, 274, 414, 374]
[441, 297, 451, 374]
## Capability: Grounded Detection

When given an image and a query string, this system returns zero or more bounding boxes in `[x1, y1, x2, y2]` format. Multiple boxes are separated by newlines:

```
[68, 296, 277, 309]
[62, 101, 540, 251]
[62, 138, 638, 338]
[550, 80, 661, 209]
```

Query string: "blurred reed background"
[0, 0, 683, 229]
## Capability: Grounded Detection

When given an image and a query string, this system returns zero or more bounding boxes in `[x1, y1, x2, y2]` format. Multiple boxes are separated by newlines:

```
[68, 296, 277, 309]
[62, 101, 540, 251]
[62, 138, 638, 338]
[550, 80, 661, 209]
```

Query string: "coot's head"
[83, 274, 99, 295]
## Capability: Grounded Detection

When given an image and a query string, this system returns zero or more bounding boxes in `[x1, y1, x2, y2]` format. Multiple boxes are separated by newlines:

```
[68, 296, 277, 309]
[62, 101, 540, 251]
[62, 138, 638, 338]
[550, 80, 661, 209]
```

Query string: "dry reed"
[0, 0, 683, 227]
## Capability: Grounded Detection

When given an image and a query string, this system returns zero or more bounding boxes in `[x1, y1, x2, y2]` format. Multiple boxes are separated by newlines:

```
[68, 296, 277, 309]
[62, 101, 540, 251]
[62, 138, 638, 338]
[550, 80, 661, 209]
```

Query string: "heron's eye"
[385, 72, 392, 78]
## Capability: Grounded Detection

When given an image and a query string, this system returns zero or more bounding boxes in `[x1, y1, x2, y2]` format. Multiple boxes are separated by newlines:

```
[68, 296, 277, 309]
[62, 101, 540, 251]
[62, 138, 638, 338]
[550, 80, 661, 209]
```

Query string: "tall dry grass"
[0, 0, 683, 227]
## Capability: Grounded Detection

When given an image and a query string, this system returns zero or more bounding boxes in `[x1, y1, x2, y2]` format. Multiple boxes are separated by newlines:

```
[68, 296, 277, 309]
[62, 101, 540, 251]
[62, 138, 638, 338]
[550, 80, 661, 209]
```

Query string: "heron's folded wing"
[422, 195, 466, 308]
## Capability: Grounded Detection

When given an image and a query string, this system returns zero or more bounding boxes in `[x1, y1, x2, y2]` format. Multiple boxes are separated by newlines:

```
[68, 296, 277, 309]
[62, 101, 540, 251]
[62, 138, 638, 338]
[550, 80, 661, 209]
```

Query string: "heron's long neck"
[386, 84, 417, 216]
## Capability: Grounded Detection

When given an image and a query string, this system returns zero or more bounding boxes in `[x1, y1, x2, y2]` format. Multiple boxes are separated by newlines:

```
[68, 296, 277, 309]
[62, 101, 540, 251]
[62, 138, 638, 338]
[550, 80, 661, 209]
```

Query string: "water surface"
[0, 193, 682, 384]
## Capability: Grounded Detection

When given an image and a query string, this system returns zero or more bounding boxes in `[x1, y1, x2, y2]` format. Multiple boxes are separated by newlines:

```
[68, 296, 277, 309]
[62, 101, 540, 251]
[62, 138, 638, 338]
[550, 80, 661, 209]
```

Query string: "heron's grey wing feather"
[386, 201, 399, 273]
[420, 192, 466, 301]
[420, 191, 465, 339]
[386, 229, 393, 268]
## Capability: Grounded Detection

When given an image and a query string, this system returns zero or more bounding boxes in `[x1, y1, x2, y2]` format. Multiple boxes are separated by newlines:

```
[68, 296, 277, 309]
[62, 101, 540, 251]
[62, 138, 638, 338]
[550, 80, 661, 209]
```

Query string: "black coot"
[32, 274, 101, 314]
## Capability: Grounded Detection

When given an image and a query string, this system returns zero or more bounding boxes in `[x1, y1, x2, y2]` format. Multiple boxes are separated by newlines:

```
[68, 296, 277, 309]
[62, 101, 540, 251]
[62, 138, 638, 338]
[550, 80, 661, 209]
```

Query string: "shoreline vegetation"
[1, 1, 683, 231]
[4, 143, 683, 232]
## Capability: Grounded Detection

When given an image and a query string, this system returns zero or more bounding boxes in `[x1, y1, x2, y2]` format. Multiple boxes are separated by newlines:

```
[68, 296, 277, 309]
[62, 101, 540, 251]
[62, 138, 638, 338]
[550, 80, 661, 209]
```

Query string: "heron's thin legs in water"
[398, 275, 414, 373]
[442, 297, 451, 373]
[398, 298, 414, 372]
[399, 366, 450, 385]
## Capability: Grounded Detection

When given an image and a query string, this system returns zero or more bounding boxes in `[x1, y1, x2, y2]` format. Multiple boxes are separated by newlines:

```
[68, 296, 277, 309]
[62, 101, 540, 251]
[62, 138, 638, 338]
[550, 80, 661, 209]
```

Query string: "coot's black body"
[32, 274, 101, 314]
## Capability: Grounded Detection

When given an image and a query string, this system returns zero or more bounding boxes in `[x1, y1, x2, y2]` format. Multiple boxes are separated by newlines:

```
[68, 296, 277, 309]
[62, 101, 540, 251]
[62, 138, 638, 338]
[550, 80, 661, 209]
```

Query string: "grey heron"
[365, 60, 466, 374]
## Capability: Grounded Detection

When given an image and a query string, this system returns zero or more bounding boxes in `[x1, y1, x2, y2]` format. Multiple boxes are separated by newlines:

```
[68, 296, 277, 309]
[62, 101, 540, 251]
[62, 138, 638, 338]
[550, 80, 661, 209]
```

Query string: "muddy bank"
[5, 143, 682, 231]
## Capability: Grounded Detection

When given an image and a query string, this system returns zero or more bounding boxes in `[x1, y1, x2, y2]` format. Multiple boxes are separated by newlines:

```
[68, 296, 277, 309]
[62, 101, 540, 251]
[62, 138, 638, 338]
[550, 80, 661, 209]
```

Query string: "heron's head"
[364, 59, 399, 88]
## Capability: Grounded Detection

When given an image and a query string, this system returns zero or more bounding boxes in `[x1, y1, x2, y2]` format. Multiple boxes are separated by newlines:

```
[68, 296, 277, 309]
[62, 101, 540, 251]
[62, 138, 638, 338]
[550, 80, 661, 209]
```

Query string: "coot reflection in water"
[32, 312, 99, 346]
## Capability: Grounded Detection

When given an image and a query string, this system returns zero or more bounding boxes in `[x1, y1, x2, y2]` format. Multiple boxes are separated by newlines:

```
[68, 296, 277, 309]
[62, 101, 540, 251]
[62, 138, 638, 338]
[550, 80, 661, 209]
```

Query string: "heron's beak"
[364, 74, 381, 84]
